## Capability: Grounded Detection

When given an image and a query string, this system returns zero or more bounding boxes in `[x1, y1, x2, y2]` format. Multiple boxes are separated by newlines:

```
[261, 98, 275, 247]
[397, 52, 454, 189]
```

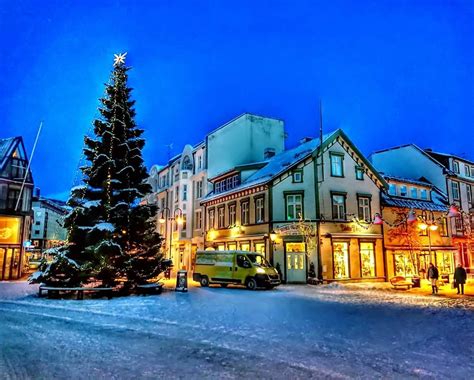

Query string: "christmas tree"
[31, 53, 167, 289]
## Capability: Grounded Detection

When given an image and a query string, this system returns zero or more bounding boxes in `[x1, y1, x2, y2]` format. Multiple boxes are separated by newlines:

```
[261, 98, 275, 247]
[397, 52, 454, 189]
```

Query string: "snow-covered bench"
[135, 283, 163, 295]
[38, 286, 113, 300]
[390, 276, 413, 290]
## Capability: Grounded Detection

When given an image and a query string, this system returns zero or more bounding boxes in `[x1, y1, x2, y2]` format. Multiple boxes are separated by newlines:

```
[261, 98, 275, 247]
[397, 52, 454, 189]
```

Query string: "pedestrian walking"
[427, 263, 439, 294]
[453, 263, 467, 295]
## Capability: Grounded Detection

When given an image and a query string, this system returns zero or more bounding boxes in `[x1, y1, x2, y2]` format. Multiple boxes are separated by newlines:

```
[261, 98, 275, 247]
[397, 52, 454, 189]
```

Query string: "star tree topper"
[113, 52, 127, 66]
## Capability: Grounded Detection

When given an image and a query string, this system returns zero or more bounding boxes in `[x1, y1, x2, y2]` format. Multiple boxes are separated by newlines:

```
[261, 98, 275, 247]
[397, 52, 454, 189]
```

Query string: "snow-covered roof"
[381, 192, 448, 212]
[202, 131, 337, 202]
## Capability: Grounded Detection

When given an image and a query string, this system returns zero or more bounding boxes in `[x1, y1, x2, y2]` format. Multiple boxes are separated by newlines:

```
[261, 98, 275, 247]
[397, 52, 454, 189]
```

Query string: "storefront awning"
[326, 233, 383, 239]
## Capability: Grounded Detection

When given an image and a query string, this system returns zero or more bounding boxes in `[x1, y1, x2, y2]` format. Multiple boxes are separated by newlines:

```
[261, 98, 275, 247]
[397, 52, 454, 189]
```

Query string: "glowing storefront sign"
[0, 216, 21, 244]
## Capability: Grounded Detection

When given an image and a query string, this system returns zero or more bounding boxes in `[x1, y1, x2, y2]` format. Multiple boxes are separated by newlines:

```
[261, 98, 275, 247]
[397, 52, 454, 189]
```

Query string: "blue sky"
[1, 0, 473, 199]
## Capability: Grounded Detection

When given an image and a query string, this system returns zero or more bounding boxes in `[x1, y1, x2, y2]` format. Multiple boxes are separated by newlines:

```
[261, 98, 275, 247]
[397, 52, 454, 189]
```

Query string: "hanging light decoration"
[407, 209, 417, 223]
[373, 213, 383, 225]
[447, 204, 460, 218]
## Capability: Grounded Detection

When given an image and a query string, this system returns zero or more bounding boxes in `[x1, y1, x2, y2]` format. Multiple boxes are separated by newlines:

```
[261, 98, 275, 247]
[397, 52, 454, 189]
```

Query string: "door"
[285, 242, 307, 283]
[233, 254, 251, 284]
[2, 248, 13, 280]
[0, 248, 5, 280]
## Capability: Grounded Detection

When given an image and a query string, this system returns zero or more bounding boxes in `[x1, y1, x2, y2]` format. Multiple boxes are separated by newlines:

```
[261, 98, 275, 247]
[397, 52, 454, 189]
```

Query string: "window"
[454, 216, 463, 233]
[355, 166, 364, 180]
[471, 167, 474, 177]
[467, 185, 472, 206]
[436, 251, 453, 274]
[182, 185, 187, 201]
[228, 204, 236, 225]
[254, 242, 265, 255]
[331, 194, 346, 220]
[333, 242, 349, 278]
[218, 207, 225, 228]
[174, 167, 179, 181]
[208, 209, 215, 229]
[394, 253, 416, 277]
[286, 193, 303, 220]
[292, 170, 303, 183]
[451, 181, 460, 200]
[465, 166, 471, 177]
[399, 185, 407, 197]
[195, 210, 202, 230]
[182, 172, 188, 180]
[330, 153, 344, 177]
[255, 197, 264, 223]
[420, 189, 428, 200]
[227, 242, 237, 250]
[196, 180, 203, 198]
[197, 156, 202, 170]
[453, 161, 460, 173]
[240, 242, 250, 251]
[35, 221, 40, 225]
[410, 187, 418, 198]
[388, 184, 397, 196]
[360, 242, 375, 277]
[175, 186, 179, 203]
[34, 229, 40, 235]
[241, 201, 249, 225]
[232, 175, 240, 188]
[357, 196, 371, 221]
[440, 217, 448, 236]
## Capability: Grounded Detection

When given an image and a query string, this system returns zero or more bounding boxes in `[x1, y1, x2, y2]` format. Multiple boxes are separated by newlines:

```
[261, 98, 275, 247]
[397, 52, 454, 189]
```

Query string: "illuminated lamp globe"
[419, 223, 428, 231]
[269, 230, 278, 242]
[176, 216, 184, 225]
[159, 216, 166, 224]
[429, 224, 438, 231]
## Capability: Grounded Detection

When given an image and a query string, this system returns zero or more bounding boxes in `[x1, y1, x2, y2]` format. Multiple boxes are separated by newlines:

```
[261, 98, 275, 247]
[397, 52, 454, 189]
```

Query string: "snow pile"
[91, 222, 115, 232]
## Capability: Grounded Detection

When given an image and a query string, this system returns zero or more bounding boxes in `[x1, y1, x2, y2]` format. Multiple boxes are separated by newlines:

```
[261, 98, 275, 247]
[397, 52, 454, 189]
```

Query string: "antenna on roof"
[165, 143, 173, 161]
[15, 121, 43, 211]
[318, 99, 324, 182]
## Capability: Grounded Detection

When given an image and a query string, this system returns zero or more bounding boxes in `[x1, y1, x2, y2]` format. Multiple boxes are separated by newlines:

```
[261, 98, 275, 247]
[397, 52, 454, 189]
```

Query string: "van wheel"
[246, 277, 257, 290]
[200, 276, 209, 287]
[220, 283, 228, 288]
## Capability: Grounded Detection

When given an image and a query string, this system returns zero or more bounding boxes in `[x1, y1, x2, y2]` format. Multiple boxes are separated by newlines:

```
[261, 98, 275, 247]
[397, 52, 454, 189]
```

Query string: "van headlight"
[256, 267, 265, 274]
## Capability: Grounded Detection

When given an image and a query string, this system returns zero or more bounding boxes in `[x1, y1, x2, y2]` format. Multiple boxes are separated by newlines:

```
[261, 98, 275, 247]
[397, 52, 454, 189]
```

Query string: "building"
[145, 114, 285, 271]
[201, 129, 388, 283]
[0, 137, 34, 280]
[28, 196, 69, 267]
[370, 145, 474, 272]
[381, 175, 455, 279]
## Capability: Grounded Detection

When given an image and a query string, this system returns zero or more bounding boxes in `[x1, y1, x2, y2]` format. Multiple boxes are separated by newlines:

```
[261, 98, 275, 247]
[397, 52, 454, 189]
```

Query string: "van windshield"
[246, 254, 271, 268]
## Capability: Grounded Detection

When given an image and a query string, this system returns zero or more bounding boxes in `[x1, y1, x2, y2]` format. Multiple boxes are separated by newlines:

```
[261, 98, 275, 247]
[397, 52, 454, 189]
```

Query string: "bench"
[135, 283, 163, 296]
[390, 276, 413, 290]
[38, 286, 113, 300]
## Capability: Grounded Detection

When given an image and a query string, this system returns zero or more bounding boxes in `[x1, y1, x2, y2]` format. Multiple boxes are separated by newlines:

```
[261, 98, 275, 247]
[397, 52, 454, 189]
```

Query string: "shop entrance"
[0, 247, 21, 280]
[285, 242, 306, 283]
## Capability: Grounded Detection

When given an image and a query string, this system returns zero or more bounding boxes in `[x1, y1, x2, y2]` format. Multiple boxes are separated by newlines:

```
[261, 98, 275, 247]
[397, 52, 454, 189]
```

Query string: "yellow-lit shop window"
[0, 217, 21, 244]
[285, 242, 305, 253]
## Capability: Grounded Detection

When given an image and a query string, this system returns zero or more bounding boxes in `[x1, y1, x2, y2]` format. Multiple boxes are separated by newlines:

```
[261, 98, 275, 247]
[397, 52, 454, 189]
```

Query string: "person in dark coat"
[427, 263, 439, 294]
[453, 263, 467, 295]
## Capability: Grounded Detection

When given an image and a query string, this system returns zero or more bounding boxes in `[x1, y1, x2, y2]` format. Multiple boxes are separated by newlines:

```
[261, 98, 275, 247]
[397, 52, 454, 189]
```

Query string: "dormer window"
[465, 166, 471, 177]
[388, 184, 397, 196]
[410, 187, 418, 198]
[453, 161, 460, 173]
[399, 185, 407, 197]
[420, 189, 428, 200]
[292, 169, 303, 183]
[214, 174, 241, 194]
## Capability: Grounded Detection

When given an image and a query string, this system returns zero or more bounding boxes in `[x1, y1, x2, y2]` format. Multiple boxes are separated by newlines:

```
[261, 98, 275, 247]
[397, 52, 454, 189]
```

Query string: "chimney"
[299, 137, 313, 144]
[264, 148, 276, 159]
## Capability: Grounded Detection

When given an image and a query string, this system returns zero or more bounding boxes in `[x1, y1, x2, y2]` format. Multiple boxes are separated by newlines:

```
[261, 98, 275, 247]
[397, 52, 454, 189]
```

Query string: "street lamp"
[417, 210, 437, 260]
[158, 207, 183, 260]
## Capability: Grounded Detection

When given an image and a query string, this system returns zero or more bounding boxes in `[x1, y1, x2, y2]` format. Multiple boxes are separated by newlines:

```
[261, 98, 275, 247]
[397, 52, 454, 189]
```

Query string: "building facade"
[146, 114, 285, 271]
[201, 129, 388, 283]
[381, 176, 455, 279]
[371, 145, 474, 272]
[0, 137, 34, 280]
[28, 196, 69, 268]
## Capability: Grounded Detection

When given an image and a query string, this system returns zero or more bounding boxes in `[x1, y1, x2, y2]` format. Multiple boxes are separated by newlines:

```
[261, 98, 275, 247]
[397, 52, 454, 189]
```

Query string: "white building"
[146, 113, 285, 271]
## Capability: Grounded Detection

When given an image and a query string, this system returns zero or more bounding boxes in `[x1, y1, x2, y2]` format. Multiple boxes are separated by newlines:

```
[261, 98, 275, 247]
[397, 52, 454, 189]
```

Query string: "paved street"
[1, 282, 473, 379]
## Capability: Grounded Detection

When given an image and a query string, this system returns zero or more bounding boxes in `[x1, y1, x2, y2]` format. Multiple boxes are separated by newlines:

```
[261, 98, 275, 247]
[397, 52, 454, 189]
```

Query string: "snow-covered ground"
[1, 281, 473, 379]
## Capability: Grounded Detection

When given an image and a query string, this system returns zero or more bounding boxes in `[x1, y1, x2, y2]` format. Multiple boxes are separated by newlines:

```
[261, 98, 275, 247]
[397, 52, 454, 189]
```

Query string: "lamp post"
[417, 210, 438, 260]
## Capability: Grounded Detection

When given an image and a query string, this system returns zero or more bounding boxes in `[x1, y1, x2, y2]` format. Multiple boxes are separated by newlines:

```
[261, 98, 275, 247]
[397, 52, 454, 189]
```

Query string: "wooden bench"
[39, 286, 113, 300]
[135, 283, 163, 296]
[390, 276, 413, 290]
